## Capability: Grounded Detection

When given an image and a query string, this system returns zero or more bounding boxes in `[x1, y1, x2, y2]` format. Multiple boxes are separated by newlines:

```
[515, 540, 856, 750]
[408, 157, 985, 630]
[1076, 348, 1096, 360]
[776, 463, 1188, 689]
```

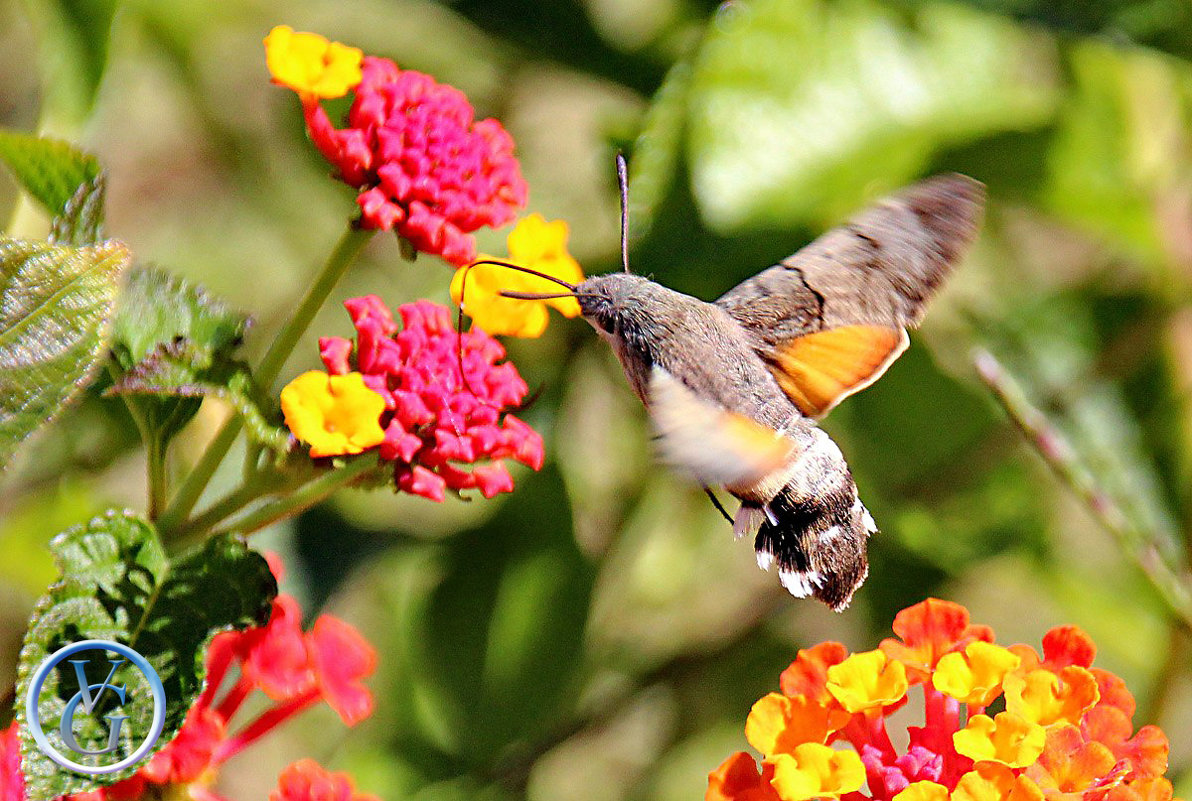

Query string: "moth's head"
[574, 272, 654, 337]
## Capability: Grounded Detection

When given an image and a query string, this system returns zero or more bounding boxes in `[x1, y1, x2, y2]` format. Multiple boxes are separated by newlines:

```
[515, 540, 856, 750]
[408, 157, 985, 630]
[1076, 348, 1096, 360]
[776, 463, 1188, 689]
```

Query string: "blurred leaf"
[25, 0, 120, 121]
[991, 294, 1182, 558]
[104, 267, 282, 449]
[0, 131, 101, 224]
[0, 480, 95, 596]
[839, 343, 996, 491]
[932, 0, 1192, 64]
[0, 238, 129, 470]
[406, 466, 594, 765]
[441, 0, 668, 95]
[891, 460, 1049, 571]
[1042, 40, 1192, 265]
[630, 61, 693, 237]
[16, 510, 275, 797]
[685, 0, 1058, 230]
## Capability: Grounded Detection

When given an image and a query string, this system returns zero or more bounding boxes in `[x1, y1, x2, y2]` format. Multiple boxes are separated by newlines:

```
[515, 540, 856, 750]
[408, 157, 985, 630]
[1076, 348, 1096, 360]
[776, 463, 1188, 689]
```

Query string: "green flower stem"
[176, 473, 287, 538]
[146, 434, 169, 521]
[106, 363, 169, 520]
[158, 225, 375, 540]
[974, 348, 1192, 628]
[210, 455, 380, 537]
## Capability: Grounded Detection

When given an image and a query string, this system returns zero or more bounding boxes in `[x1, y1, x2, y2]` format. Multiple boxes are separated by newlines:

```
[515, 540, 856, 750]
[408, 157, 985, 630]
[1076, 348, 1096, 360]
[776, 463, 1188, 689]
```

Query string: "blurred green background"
[2, 0, 1191, 798]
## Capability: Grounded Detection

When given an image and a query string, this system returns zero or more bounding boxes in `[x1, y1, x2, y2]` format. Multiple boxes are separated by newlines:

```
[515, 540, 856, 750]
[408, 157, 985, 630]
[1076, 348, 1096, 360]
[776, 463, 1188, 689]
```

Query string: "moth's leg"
[732, 501, 767, 540]
[701, 485, 734, 526]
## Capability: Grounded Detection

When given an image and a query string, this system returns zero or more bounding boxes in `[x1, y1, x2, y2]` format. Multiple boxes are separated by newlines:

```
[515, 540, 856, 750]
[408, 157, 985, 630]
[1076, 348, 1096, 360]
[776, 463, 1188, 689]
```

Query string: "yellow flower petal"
[505, 214, 585, 319]
[893, 781, 951, 801]
[953, 712, 1046, 768]
[745, 693, 831, 756]
[264, 25, 363, 101]
[1003, 667, 1100, 727]
[933, 642, 1021, 707]
[826, 649, 909, 713]
[450, 261, 551, 338]
[768, 745, 865, 801]
[281, 371, 386, 457]
[953, 764, 1044, 801]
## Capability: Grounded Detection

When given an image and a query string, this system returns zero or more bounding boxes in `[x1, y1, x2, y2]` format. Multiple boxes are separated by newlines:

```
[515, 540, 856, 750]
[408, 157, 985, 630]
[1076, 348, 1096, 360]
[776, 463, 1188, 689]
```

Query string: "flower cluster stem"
[158, 226, 374, 541]
[210, 455, 379, 537]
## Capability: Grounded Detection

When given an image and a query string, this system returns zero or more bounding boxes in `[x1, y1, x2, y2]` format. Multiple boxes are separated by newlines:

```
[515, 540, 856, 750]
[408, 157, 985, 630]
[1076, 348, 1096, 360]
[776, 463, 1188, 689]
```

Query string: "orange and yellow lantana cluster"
[710, 599, 1178, 801]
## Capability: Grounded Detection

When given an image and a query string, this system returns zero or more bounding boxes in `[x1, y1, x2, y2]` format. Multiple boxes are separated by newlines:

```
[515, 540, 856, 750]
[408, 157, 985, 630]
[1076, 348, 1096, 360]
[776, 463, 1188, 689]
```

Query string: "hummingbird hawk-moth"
[488, 172, 984, 610]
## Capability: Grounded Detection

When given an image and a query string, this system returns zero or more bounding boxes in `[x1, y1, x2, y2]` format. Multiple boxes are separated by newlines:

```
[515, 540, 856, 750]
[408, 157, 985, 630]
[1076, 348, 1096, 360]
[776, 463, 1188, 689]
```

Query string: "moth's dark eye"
[597, 314, 616, 334]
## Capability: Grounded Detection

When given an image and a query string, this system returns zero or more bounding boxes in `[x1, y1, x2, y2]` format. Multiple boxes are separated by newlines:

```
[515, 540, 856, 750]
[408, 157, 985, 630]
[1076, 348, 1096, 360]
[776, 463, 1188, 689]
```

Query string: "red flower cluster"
[0, 557, 378, 801]
[304, 56, 528, 265]
[0, 726, 21, 801]
[319, 295, 545, 500]
[272, 760, 376, 801]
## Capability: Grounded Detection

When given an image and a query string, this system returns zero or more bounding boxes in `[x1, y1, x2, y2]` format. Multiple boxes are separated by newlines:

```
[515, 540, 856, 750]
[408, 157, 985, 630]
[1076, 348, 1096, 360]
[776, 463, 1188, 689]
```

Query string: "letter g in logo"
[25, 640, 167, 775]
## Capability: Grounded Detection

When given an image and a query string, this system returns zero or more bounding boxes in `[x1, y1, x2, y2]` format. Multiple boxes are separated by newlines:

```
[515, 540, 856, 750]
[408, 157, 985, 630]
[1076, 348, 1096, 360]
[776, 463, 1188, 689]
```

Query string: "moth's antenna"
[616, 152, 631, 273]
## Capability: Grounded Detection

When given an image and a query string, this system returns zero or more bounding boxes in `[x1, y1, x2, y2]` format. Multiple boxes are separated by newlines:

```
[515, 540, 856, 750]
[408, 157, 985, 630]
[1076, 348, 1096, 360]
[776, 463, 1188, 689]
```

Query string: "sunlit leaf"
[105, 267, 282, 449]
[0, 238, 129, 469]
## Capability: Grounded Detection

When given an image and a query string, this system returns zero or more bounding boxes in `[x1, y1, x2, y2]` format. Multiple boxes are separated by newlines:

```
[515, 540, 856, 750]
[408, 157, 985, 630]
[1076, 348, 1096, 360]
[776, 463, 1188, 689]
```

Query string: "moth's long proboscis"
[499, 289, 588, 301]
[465, 259, 578, 291]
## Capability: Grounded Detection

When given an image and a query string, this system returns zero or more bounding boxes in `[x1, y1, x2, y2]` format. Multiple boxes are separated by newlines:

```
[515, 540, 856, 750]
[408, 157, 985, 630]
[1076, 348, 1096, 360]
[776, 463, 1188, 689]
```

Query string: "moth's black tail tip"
[754, 483, 874, 611]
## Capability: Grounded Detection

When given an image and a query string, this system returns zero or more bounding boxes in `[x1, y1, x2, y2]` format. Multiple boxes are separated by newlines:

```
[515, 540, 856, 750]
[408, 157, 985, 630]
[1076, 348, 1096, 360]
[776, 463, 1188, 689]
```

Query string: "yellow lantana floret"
[952, 763, 1044, 801]
[953, 712, 1046, 768]
[281, 371, 386, 458]
[450, 260, 550, 338]
[505, 214, 584, 318]
[892, 781, 951, 801]
[1003, 666, 1099, 727]
[826, 649, 909, 713]
[450, 214, 585, 338]
[745, 693, 831, 756]
[933, 641, 1021, 707]
[264, 25, 363, 101]
[768, 744, 865, 801]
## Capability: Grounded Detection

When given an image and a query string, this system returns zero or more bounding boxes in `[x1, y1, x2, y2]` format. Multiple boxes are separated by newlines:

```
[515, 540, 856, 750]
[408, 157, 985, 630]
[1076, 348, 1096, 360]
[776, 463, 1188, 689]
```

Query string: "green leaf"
[685, 0, 1059, 230]
[0, 238, 130, 470]
[15, 510, 276, 797]
[105, 267, 277, 448]
[0, 131, 102, 222]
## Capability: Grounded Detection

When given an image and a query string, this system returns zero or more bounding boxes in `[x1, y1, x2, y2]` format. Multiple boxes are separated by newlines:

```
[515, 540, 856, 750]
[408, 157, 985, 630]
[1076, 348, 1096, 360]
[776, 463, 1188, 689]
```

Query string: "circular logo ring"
[25, 639, 167, 775]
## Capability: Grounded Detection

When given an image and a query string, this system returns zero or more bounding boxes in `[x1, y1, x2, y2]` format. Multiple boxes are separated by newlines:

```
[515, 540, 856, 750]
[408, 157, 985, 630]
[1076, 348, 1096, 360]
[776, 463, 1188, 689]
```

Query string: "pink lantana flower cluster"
[317, 295, 544, 500]
[302, 55, 528, 265]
